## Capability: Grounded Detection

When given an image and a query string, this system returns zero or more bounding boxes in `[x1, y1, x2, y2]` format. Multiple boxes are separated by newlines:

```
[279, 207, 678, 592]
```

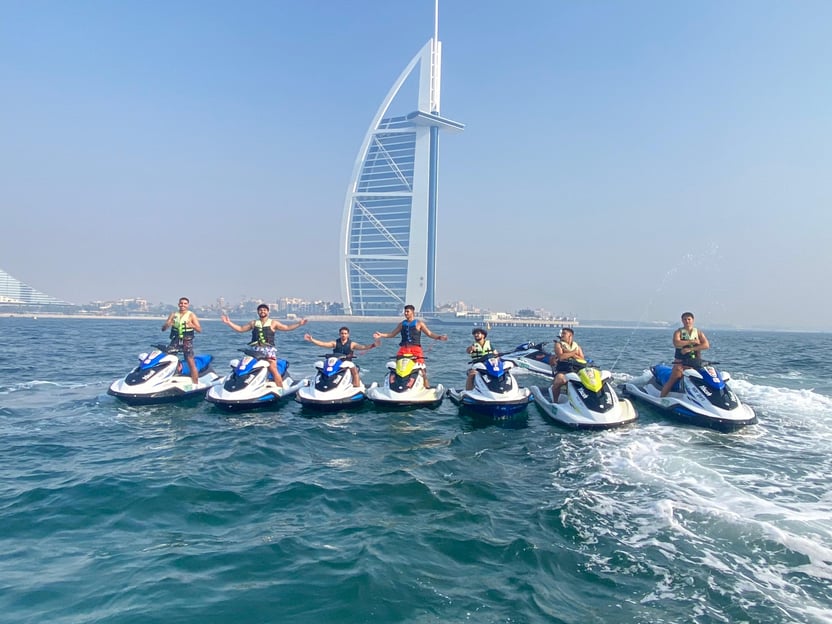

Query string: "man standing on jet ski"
[659, 311, 710, 397]
[220, 305, 307, 388]
[373, 304, 448, 389]
[162, 297, 202, 386]
[303, 327, 379, 387]
[465, 328, 497, 390]
[550, 327, 586, 403]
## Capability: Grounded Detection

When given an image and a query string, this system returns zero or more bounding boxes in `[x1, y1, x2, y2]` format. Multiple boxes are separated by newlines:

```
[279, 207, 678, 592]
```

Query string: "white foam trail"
[554, 429, 832, 620]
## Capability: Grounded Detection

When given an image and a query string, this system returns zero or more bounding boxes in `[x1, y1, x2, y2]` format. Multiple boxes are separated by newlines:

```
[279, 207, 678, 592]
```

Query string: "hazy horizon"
[2, 1, 830, 331]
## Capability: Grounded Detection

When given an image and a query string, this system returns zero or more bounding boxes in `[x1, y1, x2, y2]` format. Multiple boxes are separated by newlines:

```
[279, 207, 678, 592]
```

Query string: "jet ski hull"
[108, 349, 221, 406]
[294, 356, 368, 411]
[107, 380, 215, 406]
[206, 377, 305, 411]
[530, 384, 637, 429]
[450, 356, 532, 420]
[295, 386, 367, 410]
[366, 383, 446, 408]
[448, 388, 531, 419]
[622, 365, 756, 432]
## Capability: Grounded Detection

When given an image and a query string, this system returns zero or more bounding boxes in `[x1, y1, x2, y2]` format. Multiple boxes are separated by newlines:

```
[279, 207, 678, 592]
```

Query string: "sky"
[1, 1, 830, 331]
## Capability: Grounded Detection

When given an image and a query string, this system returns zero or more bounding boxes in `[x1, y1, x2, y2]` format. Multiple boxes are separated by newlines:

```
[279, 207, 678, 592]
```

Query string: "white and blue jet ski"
[365, 355, 445, 408]
[622, 363, 756, 432]
[205, 348, 306, 411]
[295, 354, 366, 410]
[108, 343, 221, 405]
[501, 341, 554, 378]
[530, 360, 637, 429]
[449, 355, 531, 419]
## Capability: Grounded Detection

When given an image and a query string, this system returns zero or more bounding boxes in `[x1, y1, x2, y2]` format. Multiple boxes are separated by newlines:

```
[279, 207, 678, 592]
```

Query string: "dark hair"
[339, 326, 350, 333]
[404, 304, 415, 313]
[178, 297, 190, 304]
[560, 327, 574, 336]
[472, 328, 487, 337]
[681, 312, 694, 320]
[257, 304, 269, 312]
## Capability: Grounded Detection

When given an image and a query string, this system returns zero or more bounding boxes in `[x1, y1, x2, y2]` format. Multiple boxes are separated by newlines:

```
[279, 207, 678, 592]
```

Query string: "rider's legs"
[551, 373, 566, 402]
[465, 368, 476, 390]
[268, 358, 284, 388]
[660, 363, 685, 397]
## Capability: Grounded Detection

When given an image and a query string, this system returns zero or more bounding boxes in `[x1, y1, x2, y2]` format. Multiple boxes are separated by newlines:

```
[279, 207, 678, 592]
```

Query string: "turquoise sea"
[1, 318, 831, 623]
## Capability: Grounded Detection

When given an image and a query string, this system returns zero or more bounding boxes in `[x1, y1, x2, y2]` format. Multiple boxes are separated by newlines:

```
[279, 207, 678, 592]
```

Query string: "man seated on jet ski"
[373, 304, 448, 389]
[465, 328, 498, 390]
[550, 327, 586, 403]
[220, 305, 307, 388]
[303, 327, 380, 387]
[659, 311, 710, 397]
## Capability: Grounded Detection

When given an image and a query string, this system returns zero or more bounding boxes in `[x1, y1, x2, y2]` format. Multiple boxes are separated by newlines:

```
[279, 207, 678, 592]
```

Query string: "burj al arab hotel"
[339, 8, 463, 316]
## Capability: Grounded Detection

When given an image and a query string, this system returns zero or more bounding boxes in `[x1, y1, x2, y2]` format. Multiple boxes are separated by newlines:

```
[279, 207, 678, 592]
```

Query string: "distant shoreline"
[1, 312, 822, 332]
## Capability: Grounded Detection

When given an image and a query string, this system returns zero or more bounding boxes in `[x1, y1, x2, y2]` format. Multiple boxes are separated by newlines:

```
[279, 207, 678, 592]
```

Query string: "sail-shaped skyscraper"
[339, 10, 463, 316]
[0, 268, 73, 307]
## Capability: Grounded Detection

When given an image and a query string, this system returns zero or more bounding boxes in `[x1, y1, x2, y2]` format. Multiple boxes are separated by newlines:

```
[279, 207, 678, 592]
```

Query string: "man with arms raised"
[373, 304, 448, 389]
[221, 304, 307, 388]
[304, 327, 379, 387]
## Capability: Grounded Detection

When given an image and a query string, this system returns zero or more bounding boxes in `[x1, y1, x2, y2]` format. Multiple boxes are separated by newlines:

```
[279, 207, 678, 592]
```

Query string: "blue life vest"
[399, 320, 422, 347]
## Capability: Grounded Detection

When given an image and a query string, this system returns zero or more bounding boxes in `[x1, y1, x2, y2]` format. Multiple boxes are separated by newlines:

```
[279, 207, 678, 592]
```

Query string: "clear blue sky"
[2, 1, 830, 330]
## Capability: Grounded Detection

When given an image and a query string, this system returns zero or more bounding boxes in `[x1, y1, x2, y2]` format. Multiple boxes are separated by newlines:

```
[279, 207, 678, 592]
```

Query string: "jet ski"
[108, 343, 221, 405]
[529, 360, 637, 429]
[205, 348, 306, 411]
[295, 354, 366, 410]
[501, 341, 554, 378]
[365, 355, 445, 408]
[622, 363, 757, 432]
[448, 355, 532, 419]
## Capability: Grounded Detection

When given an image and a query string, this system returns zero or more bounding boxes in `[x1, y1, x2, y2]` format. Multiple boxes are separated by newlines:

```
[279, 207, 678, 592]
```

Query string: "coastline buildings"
[0, 268, 74, 309]
[338, 15, 463, 316]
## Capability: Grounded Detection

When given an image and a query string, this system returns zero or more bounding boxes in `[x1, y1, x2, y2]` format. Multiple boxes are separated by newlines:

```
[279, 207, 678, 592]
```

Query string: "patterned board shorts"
[169, 338, 194, 358]
[252, 345, 278, 360]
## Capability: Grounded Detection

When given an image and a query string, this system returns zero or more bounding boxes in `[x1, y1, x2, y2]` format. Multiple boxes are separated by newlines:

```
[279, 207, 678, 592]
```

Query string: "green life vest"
[250, 319, 276, 346]
[470, 339, 494, 358]
[170, 311, 194, 340]
[675, 327, 701, 363]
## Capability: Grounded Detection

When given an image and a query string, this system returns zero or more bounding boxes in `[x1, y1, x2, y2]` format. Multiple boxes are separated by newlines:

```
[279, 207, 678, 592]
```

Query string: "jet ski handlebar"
[152, 343, 181, 354]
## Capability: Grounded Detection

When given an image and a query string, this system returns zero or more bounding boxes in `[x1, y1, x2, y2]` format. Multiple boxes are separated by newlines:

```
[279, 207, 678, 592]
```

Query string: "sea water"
[1, 318, 830, 623]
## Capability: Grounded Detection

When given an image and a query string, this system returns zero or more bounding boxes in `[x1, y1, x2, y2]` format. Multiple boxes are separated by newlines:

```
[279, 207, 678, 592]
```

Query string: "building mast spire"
[430, 0, 440, 114]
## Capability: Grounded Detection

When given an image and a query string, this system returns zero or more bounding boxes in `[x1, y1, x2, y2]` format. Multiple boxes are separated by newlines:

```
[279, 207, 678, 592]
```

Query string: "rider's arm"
[304, 334, 335, 348]
[374, 324, 402, 340]
[274, 319, 307, 332]
[221, 316, 252, 333]
[351, 341, 377, 352]
[188, 313, 202, 334]
[691, 331, 709, 353]
[419, 322, 447, 341]
[672, 329, 688, 349]
[161, 312, 175, 331]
